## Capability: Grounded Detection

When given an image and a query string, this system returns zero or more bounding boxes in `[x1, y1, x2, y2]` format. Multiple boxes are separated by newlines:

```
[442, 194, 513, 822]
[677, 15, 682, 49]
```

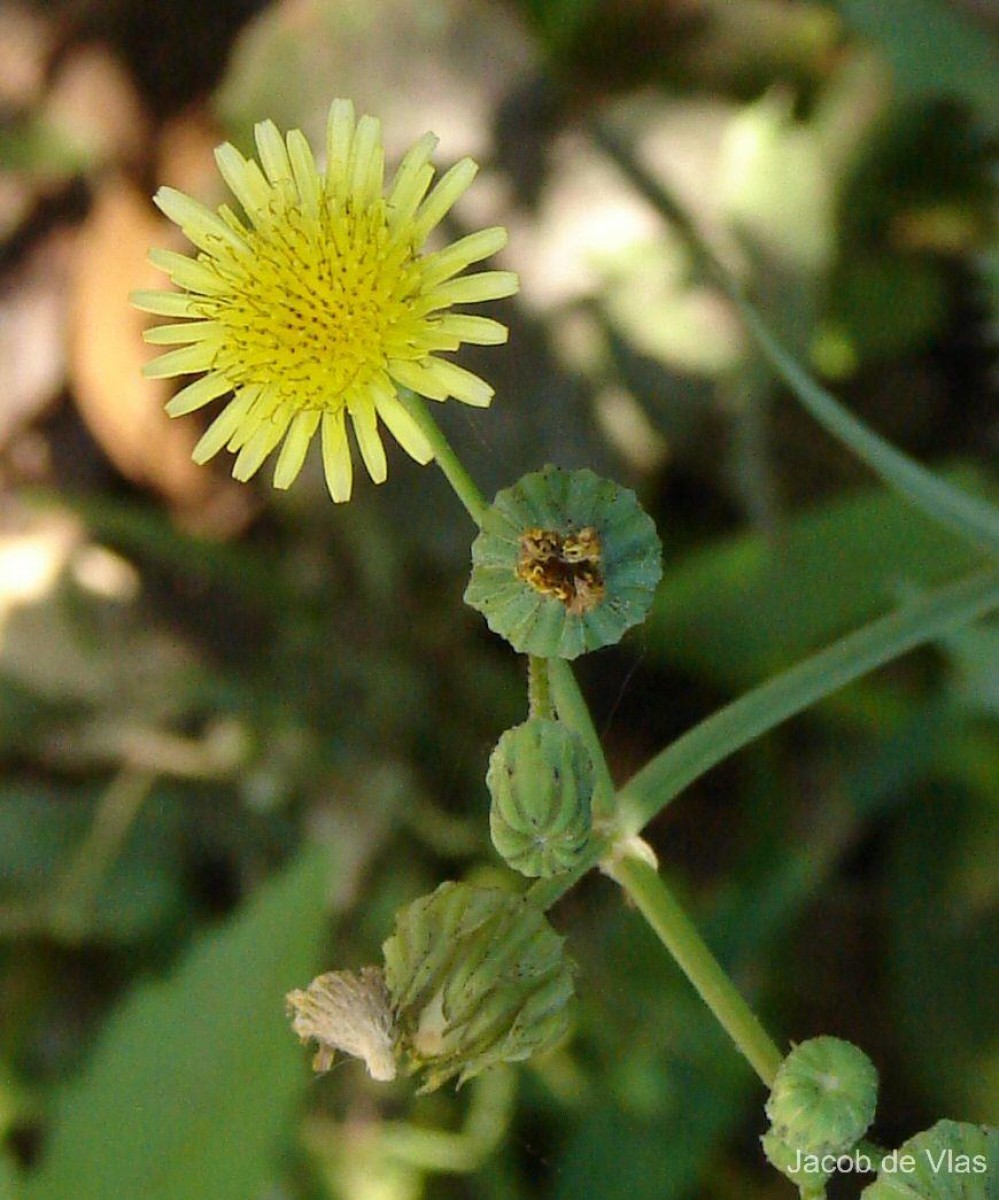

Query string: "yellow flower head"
[133, 100, 518, 502]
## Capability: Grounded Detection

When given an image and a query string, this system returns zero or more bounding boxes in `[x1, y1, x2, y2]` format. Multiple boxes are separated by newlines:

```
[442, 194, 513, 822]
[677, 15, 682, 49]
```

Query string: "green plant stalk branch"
[615, 564, 999, 836]
[301, 1067, 516, 1176]
[609, 852, 783, 1086]
[410, 395, 621, 817]
[414, 394, 999, 1095]
[379, 1065, 517, 1172]
[590, 119, 999, 557]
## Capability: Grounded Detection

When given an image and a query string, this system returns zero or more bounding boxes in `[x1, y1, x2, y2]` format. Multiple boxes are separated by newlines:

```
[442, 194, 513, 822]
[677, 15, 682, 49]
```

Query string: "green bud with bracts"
[487, 718, 593, 877]
[760, 1129, 833, 1199]
[765, 1036, 878, 1159]
[861, 1121, 996, 1199]
[382, 881, 575, 1091]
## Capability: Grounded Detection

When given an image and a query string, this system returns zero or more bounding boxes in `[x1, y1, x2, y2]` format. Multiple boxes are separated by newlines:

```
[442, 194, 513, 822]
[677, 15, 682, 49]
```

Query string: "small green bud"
[464, 466, 662, 659]
[487, 719, 593, 877]
[861, 1121, 996, 1200]
[766, 1036, 878, 1158]
[382, 881, 575, 1092]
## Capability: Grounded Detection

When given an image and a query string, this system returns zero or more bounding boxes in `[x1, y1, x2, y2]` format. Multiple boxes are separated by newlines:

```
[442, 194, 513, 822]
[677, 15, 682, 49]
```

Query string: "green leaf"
[647, 478, 985, 689]
[0, 785, 184, 943]
[23, 846, 329, 1200]
[885, 793, 999, 1121]
[0, 1153, 21, 1200]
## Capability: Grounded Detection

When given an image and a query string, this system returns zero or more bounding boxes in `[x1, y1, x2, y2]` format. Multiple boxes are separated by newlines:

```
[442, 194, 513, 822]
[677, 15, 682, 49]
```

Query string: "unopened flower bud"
[766, 1036, 878, 1158]
[487, 718, 593, 877]
[382, 881, 575, 1091]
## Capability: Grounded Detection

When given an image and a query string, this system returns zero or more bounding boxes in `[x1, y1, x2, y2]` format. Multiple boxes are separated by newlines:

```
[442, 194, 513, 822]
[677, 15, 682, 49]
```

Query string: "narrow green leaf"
[23, 846, 330, 1200]
[615, 565, 999, 837]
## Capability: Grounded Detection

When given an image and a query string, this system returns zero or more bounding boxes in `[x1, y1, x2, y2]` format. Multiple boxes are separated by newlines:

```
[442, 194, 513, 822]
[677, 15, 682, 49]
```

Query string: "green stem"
[548, 659, 616, 818]
[608, 852, 783, 1086]
[527, 656, 554, 720]
[380, 1066, 516, 1172]
[401, 387, 993, 1109]
[302, 1067, 516, 1176]
[399, 391, 488, 526]
[615, 564, 999, 836]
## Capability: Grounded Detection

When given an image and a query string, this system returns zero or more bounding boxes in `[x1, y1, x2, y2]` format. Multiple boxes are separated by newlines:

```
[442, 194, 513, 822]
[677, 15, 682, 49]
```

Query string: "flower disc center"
[516, 526, 605, 615]
[212, 204, 417, 407]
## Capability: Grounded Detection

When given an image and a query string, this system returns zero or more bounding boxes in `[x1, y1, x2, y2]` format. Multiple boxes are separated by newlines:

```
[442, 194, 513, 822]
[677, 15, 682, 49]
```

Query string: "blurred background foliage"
[0, 0, 995, 1197]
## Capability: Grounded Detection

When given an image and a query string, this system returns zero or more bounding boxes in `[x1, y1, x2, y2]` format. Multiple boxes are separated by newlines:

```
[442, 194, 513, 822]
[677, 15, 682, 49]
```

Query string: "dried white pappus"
[285, 966, 397, 1082]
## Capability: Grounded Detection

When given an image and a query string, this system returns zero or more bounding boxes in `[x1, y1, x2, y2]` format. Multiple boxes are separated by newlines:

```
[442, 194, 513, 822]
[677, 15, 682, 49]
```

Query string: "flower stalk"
[604, 847, 783, 1087]
[527, 656, 554, 720]
[397, 390, 488, 525]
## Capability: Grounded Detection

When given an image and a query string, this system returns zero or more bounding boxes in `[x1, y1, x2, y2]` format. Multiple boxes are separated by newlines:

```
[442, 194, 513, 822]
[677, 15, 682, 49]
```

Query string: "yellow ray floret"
[133, 99, 517, 502]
